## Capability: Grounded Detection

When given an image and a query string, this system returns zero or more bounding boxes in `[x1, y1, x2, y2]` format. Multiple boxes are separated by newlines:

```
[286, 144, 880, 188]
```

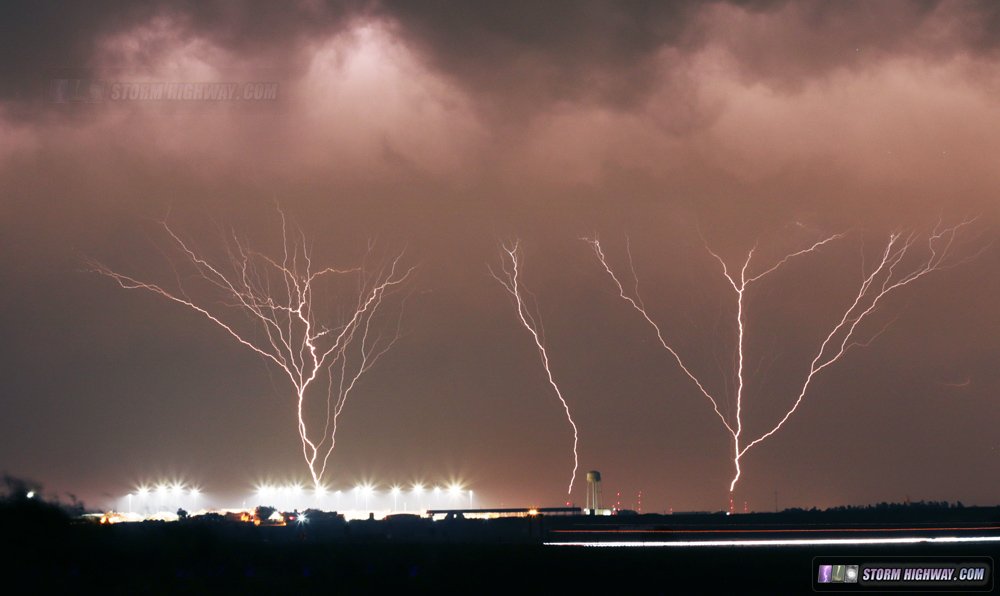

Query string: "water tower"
[585, 470, 602, 514]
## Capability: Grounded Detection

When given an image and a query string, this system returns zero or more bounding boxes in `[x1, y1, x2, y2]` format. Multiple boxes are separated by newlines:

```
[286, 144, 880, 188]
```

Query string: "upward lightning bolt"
[490, 240, 580, 494]
[585, 217, 981, 495]
[89, 205, 414, 488]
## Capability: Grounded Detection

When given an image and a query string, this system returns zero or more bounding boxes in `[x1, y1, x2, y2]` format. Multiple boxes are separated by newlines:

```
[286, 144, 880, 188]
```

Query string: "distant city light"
[26, 491, 35, 499]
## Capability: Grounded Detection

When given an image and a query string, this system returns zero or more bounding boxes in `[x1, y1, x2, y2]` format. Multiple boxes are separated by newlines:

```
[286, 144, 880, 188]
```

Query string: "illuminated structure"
[426, 507, 581, 520]
[586, 470, 602, 514]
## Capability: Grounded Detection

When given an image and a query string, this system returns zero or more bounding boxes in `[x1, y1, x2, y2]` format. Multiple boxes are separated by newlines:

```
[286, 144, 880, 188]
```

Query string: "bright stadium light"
[137, 486, 150, 498]
[360, 483, 375, 510]
[189, 487, 200, 497]
[411, 483, 425, 494]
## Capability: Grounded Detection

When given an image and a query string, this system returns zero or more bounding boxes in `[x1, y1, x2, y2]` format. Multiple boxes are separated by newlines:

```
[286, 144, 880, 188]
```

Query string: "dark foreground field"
[6, 530, 998, 593]
[3, 500, 998, 593]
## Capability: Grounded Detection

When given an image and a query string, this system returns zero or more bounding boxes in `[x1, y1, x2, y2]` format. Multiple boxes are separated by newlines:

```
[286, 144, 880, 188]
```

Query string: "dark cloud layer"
[3, 1, 999, 116]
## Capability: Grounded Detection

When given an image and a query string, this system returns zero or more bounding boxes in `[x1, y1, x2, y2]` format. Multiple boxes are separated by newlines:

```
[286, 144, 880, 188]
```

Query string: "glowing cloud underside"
[586, 218, 981, 493]
[491, 240, 580, 494]
[89, 206, 413, 487]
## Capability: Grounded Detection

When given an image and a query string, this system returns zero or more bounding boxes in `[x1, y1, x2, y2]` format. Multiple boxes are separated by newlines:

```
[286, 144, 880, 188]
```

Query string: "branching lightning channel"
[586, 218, 980, 494]
[490, 240, 580, 494]
[89, 205, 414, 488]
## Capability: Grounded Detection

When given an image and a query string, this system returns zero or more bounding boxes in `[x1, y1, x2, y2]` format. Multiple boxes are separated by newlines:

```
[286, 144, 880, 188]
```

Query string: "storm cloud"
[1, 1, 998, 511]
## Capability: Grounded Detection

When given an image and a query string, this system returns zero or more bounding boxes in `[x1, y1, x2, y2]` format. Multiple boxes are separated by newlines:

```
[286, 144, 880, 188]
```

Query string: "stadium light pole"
[412, 484, 425, 512]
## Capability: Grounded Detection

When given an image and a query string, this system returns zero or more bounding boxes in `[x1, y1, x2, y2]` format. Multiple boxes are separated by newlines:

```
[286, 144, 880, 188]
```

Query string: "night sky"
[1, 0, 999, 512]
